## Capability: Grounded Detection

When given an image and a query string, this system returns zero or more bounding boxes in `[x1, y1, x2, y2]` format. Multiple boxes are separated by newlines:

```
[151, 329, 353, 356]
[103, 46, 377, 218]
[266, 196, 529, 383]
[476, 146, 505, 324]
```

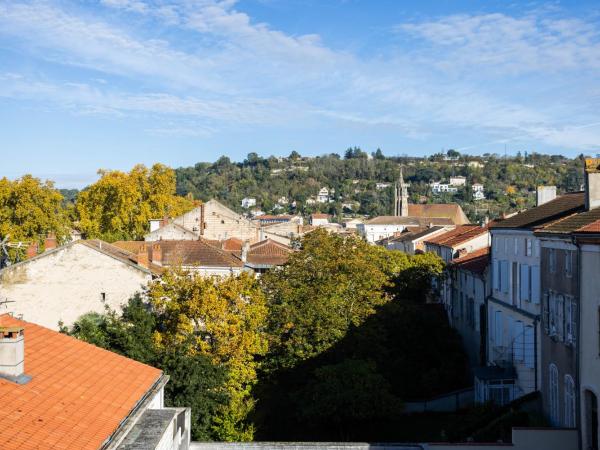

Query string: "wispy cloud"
[0, 1, 599, 151]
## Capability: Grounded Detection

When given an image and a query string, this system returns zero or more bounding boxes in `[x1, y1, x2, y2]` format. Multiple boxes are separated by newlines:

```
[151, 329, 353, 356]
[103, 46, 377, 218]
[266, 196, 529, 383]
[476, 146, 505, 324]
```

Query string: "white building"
[309, 213, 330, 226]
[431, 181, 459, 194]
[450, 176, 467, 186]
[376, 182, 391, 190]
[317, 187, 334, 203]
[482, 188, 583, 406]
[472, 184, 486, 200]
[0, 240, 158, 330]
[241, 197, 257, 208]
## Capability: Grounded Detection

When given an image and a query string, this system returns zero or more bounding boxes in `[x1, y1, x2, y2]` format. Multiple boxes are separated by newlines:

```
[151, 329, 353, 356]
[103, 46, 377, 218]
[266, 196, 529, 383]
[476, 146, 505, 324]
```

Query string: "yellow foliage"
[147, 268, 268, 441]
[76, 163, 195, 241]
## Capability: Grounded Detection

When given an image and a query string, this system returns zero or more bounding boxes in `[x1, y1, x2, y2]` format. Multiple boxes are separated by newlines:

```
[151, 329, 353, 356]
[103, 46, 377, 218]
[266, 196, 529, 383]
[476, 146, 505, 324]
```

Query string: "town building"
[431, 181, 459, 194]
[241, 197, 256, 209]
[447, 247, 490, 369]
[0, 314, 190, 450]
[0, 240, 159, 330]
[483, 189, 585, 406]
[317, 187, 333, 203]
[310, 213, 330, 226]
[450, 176, 467, 186]
[113, 240, 245, 277]
[382, 226, 453, 254]
[472, 183, 485, 201]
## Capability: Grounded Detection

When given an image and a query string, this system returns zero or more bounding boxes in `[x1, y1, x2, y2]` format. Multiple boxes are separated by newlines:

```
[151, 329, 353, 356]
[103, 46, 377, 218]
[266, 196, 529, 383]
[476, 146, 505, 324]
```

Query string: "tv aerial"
[0, 235, 28, 269]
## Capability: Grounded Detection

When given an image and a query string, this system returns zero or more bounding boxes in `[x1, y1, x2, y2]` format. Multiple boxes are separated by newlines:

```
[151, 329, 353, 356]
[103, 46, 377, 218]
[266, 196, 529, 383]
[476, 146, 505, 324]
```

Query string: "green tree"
[261, 229, 399, 370]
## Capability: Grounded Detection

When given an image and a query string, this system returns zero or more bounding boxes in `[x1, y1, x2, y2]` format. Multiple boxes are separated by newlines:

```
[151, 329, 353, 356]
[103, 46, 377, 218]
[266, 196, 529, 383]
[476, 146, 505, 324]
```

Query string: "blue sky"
[1, 0, 600, 187]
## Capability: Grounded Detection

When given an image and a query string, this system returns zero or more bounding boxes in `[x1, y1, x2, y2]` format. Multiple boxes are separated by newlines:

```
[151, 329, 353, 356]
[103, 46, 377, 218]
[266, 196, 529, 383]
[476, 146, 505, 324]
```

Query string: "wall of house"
[0, 243, 151, 330]
[182, 265, 245, 277]
[175, 201, 260, 242]
[451, 269, 487, 370]
[450, 232, 490, 257]
[539, 239, 578, 428]
[579, 243, 600, 450]
[145, 223, 199, 242]
[358, 223, 410, 243]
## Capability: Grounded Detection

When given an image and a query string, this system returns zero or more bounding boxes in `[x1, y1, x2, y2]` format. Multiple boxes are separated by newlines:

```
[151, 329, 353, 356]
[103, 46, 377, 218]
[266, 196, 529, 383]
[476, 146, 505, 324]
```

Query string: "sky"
[1, 0, 600, 187]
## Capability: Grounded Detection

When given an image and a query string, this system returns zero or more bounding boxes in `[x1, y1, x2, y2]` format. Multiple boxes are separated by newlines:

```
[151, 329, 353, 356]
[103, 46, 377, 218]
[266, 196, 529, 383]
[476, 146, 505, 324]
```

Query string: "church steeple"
[395, 167, 410, 217]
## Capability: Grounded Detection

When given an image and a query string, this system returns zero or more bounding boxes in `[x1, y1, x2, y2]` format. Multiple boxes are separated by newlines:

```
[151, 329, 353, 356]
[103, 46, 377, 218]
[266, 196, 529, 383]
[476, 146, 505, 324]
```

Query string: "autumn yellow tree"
[0, 175, 70, 252]
[147, 269, 268, 441]
[76, 163, 194, 241]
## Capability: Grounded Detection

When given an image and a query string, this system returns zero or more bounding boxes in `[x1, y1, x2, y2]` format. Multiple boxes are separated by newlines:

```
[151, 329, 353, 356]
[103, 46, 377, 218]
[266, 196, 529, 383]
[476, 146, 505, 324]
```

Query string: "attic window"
[100, 292, 106, 302]
[212, 212, 216, 215]
[221, 220, 225, 224]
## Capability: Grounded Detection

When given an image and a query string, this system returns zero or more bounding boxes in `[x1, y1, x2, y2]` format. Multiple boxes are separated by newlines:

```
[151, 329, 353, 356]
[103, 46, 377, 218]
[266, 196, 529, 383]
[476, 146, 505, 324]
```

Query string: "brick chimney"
[137, 244, 149, 268]
[151, 243, 162, 266]
[585, 158, 600, 211]
[25, 242, 38, 259]
[536, 186, 556, 206]
[44, 233, 57, 251]
[0, 326, 28, 383]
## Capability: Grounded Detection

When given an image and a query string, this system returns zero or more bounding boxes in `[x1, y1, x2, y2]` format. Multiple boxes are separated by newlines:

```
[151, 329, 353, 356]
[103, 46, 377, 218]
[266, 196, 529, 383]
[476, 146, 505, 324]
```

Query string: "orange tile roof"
[449, 247, 490, 275]
[0, 315, 163, 450]
[424, 225, 478, 245]
[576, 218, 600, 233]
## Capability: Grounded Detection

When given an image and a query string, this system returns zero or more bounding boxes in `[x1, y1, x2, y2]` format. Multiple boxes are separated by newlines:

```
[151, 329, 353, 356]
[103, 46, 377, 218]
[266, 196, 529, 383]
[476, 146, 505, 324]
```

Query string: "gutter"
[101, 373, 169, 449]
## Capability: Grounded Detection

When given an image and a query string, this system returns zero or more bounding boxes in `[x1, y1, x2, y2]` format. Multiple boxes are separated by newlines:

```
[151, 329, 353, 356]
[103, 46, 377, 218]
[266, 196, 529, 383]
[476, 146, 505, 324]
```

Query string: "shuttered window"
[520, 264, 530, 302]
[495, 311, 503, 346]
[493, 259, 499, 291]
[531, 266, 541, 304]
[501, 260, 509, 294]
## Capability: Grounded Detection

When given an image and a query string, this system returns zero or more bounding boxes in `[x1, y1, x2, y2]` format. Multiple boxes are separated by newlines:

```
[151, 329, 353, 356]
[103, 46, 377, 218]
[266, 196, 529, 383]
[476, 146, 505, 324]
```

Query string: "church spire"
[395, 167, 409, 217]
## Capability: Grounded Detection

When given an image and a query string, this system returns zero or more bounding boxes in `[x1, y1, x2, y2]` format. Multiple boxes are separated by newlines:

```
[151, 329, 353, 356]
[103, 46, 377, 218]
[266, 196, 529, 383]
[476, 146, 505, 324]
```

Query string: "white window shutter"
[531, 266, 540, 303]
[520, 264, 529, 302]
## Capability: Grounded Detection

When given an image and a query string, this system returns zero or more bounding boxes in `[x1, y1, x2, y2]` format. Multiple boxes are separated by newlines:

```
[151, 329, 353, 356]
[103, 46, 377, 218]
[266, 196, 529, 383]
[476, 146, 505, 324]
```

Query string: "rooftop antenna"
[0, 235, 27, 269]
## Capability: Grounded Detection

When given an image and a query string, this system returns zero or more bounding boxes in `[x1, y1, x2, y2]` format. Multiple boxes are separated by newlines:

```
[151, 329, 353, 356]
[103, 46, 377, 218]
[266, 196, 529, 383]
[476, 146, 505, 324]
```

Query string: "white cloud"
[396, 12, 600, 74]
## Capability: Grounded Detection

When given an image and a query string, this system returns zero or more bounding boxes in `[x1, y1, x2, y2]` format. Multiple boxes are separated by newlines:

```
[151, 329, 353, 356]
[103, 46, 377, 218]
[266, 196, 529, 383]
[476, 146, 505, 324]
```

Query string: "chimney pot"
[585, 158, 600, 211]
[44, 233, 57, 252]
[0, 326, 26, 381]
[151, 243, 162, 266]
[26, 242, 38, 259]
[137, 244, 149, 268]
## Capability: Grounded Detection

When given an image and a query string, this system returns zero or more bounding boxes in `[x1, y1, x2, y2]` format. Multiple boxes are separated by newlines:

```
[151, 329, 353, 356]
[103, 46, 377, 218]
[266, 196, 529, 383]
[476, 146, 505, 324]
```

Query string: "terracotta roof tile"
[365, 216, 454, 226]
[538, 208, 600, 234]
[408, 203, 469, 224]
[0, 315, 162, 450]
[113, 239, 244, 268]
[449, 247, 490, 275]
[576, 218, 600, 233]
[491, 192, 585, 229]
[424, 225, 478, 245]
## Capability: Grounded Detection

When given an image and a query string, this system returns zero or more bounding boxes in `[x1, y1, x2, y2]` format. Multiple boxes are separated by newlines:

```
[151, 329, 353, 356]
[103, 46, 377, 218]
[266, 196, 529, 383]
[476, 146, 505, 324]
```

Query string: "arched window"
[564, 375, 576, 428]
[549, 364, 560, 426]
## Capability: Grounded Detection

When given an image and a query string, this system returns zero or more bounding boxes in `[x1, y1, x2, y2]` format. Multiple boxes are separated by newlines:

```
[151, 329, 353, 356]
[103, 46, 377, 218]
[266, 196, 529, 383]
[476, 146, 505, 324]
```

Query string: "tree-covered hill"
[175, 149, 587, 222]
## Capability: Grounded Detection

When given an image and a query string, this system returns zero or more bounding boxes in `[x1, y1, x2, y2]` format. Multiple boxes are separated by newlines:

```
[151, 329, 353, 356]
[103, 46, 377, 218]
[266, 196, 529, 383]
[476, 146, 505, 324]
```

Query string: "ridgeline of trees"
[0, 149, 588, 251]
[175, 149, 587, 221]
[61, 230, 468, 442]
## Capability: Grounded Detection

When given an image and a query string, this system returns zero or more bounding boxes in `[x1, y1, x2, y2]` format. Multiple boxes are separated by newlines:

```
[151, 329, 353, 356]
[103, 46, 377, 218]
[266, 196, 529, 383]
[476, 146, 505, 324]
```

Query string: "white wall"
[145, 223, 199, 242]
[358, 223, 408, 243]
[0, 243, 151, 329]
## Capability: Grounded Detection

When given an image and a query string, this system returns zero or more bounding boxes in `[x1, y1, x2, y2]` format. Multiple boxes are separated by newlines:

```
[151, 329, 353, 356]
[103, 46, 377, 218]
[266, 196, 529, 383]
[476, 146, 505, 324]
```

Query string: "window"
[565, 251, 573, 278]
[514, 237, 519, 255]
[493, 259, 500, 291]
[100, 292, 106, 302]
[549, 248, 556, 273]
[501, 260, 509, 294]
[564, 375, 576, 428]
[520, 264, 530, 302]
[531, 266, 541, 304]
[549, 364, 560, 426]
[526, 238, 533, 257]
[565, 297, 577, 346]
[504, 237, 508, 255]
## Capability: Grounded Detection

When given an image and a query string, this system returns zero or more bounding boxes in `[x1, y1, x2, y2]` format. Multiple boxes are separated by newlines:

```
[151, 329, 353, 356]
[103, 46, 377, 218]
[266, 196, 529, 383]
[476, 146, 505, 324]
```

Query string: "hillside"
[175, 149, 586, 222]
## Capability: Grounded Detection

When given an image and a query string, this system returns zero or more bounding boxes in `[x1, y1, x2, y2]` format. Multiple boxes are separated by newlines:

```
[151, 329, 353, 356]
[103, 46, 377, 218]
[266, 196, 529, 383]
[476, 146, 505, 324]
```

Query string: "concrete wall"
[429, 428, 578, 450]
[579, 243, 600, 450]
[404, 388, 474, 413]
[0, 243, 151, 329]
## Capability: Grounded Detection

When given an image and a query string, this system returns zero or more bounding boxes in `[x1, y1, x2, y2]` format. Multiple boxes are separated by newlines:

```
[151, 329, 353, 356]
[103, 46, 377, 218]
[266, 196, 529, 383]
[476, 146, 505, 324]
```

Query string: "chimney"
[241, 241, 250, 263]
[151, 243, 162, 266]
[0, 326, 28, 383]
[536, 186, 556, 207]
[44, 233, 57, 251]
[585, 159, 600, 211]
[25, 242, 38, 259]
[137, 244, 149, 268]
